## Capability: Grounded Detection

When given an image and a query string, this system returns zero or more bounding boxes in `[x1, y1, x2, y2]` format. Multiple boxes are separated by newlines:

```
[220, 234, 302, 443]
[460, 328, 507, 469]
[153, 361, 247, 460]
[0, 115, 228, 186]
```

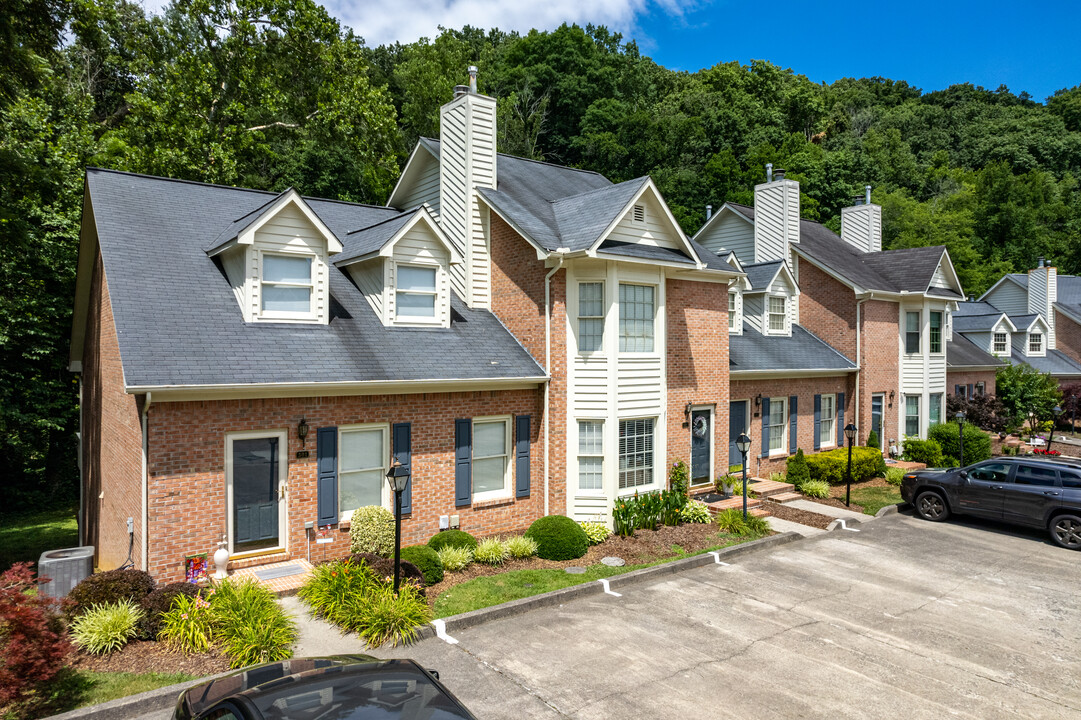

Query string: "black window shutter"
[515, 415, 531, 498]
[455, 419, 472, 507]
[836, 392, 846, 446]
[760, 397, 770, 458]
[316, 427, 338, 526]
[955, 384, 962, 397]
[813, 395, 822, 451]
[789, 396, 798, 454]
[393, 422, 412, 515]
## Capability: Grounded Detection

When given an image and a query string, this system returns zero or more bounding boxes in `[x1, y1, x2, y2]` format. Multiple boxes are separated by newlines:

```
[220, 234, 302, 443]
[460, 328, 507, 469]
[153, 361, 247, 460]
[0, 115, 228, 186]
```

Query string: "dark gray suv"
[901, 456, 1081, 550]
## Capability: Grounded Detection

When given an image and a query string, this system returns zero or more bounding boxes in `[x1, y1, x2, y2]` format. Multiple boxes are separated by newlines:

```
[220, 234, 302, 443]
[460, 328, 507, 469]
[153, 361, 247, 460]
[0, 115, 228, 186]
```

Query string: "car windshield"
[250, 662, 473, 720]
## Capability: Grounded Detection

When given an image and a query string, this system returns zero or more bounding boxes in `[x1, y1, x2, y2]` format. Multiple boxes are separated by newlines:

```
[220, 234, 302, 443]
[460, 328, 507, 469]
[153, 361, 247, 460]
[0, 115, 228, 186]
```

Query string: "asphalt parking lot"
[366, 511, 1081, 719]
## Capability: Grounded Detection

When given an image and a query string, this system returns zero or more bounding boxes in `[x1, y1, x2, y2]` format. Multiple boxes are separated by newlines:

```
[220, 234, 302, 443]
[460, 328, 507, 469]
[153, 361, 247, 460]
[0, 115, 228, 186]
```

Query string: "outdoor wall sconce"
[888, 390, 895, 407]
[755, 394, 762, 407]
[297, 417, 310, 448]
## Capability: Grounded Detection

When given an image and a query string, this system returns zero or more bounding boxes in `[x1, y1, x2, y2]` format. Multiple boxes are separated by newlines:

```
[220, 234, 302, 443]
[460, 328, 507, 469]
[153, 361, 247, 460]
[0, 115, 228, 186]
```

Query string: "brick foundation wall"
[1055, 309, 1081, 366]
[946, 370, 997, 397]
[82, 252, 145, 571]
[666, 278, 730, 487]
[730, 376, 853, 476]
[859, 299, 900, 448]
[147, 389, 544, 582]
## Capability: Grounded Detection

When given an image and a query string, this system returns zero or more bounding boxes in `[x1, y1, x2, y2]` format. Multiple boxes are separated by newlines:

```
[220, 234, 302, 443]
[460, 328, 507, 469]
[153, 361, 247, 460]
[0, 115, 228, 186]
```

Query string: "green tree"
[995, 362, 1062, 432]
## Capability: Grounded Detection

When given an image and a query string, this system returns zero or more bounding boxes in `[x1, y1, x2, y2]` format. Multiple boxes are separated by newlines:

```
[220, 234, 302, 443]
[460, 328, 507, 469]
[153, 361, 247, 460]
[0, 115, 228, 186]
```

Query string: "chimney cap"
[773, 168, 786, 181]
[1038, 256, 1046, 268]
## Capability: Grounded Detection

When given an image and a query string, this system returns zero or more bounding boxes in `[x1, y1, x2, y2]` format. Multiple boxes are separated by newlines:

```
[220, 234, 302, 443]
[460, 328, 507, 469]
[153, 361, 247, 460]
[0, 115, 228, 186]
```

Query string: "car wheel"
[1049, 514, 1081, 550]
[914, 490, 950, 522]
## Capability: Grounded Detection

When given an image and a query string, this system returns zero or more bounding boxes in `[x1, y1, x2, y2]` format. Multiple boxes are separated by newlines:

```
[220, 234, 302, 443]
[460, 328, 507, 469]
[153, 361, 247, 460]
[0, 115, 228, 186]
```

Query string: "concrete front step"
[748, 478, 797, 498]
[770, 491, 804, 503]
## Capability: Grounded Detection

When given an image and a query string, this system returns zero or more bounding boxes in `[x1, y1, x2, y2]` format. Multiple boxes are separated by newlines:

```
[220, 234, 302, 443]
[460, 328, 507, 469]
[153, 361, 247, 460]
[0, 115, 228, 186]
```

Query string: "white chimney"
[753, 166, 800, 265]
[840, 185, 882, 254]
[1028, 257, 1057, 349]
[439, 68, 497, 309]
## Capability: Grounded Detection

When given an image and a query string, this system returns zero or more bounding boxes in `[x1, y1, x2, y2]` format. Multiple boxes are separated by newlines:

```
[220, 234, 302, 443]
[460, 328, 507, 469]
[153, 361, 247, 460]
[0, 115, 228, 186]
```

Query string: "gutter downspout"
[77, 377, 84, 546]
[141, 391, 151, 572]
[855, 293, 873, 441]
[543, 254, 565, 517]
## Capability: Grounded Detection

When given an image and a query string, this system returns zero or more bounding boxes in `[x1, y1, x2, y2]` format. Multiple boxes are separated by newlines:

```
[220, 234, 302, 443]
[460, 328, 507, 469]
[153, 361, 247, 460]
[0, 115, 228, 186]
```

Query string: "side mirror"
[958, 470, 969, 480]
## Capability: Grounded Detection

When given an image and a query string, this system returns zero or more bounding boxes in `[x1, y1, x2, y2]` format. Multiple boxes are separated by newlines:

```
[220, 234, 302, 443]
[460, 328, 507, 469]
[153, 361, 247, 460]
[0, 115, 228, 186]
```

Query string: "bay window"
[905, 312, 920, 354]
[905, 395, 920, 437]
[929, 311, 942, 353]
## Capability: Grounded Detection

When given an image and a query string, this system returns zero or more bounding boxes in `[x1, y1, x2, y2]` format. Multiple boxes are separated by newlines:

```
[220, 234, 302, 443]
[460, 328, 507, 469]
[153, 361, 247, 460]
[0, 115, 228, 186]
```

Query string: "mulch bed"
[761, 501, 833, 529]
[799, 476, 898, 514]
[67, 641, 230, 676]
[423, 522, 739, 611]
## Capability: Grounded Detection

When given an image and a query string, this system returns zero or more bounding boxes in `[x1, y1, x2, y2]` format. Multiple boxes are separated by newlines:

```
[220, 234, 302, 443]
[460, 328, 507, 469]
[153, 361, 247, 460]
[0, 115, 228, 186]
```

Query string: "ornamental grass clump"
[680, 500, 712, 524]
[436, 546, 473, 571]
[504, 535, 539, 558]
[139, 582, 201, 639]
[800, 480, 830, 499]
[474, 538, 509, 565]
[353, 583, 432, 648]
[715, 509, 770, 538]
[578, 521, 611, 545]
[349, 506, 396, 556]
[158, 593, 214, 652]
[70, 599, 144, 655]
[525, 515, 588, 561]
[208, 578, 297, 668]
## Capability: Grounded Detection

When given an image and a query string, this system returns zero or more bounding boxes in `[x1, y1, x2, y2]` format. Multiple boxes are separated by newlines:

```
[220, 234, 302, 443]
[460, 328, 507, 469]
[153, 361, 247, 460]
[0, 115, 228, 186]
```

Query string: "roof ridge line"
[549, 176, 647, 207]
[346, 208, 416, 235]
[418, 137, 607, 178]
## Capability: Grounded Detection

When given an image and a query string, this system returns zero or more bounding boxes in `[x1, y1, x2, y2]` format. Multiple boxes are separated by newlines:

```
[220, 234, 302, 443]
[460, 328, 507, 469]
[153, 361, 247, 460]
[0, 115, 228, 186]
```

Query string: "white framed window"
[618, 418, 654, 490]
[339, 425, 388, 520]
[473, 417, 511, 501]
[929, 311, 942, 353]
[993, 332, 1007, 354]
[930, 393, 943, 426]
[905, 311, 921, 354]
[768, 296, 787, 333]
[260, 252, 313, 317]
[819, 394, 836, 448]
[578, 282, 605, 353]
[975, 382, 985, 396]
[1029, 332, 1043, 354]
[619, 284, 655, 353]
[728, 292, 738, 331]
[768, 398, 787, 454]
[394, 264, 437, 320]
[577, 421, 604, 492]
[905, 395, 920, 437]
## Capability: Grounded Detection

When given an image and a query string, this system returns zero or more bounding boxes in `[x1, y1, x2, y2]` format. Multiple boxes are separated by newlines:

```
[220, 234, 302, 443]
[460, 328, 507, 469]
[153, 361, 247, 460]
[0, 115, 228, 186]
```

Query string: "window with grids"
[473, 419, 509, 497]
[577, 421, 603, 491]
[905, 395, 920, 436]
[1029, 333, 1043, 353]
[339, 427, 387, 519]
[929, 311, 942, 353]
[395, 265, 437, 319]
[578, 282, 604, 352]
[905, 312, 920, 354]
[619, 284, 654, 352]
[819, 394, 835, 447]
[618, 418, 654, 489]
[993, 332, 1007, 354]
[768, 398, 786, 453]
[768, 296, 786, 333]
[261, 253, 313, 315]
[728, 292, 737, 331]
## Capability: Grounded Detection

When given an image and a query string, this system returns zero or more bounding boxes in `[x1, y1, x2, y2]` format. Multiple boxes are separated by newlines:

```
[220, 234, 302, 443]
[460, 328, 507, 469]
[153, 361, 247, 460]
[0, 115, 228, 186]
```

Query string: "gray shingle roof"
[742, 261, 783, 292]
[687, 238, 736, 271]
[954, 300, 999, 317]
[204, 190, 289, 254]
[596, 240, 695, 264]
[1008, 349, 1081, 377]
[947, 335, 1005, 368]
[333, 210, 415, 265]
[85, 168, 546, 388]
[1009, 313, 1041, 329]
[550, 178, 649, 251]
[952, 313, 1006, 332]
[729, 325, 856, 373]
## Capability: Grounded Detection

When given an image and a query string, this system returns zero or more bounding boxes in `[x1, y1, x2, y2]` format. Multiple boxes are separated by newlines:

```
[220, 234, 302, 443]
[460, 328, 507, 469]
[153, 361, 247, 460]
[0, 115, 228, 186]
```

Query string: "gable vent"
[633, 204, 645, 223]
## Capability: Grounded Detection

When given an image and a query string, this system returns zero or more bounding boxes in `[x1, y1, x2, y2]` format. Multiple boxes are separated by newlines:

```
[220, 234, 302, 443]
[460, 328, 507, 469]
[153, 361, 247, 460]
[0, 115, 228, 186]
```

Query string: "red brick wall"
[729, 376, 853, 476]
[488, 213, 567, 516]
[147, 389, 544, 582]
[82, 252, 145, 571]
[798, 261, 858, 361]
[859, 299, 900, 448]
[946, 371, 997, 397]
[1055, 309, 1081, 366]
[666, 278, 730, 486]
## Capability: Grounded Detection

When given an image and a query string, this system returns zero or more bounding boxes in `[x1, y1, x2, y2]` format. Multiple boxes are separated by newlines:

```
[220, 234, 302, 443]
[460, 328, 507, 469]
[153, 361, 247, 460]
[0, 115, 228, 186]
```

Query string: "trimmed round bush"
[929, 421, 991, 466]
[427, 529, 478, 552]
[139, 582, 200, 639]
[349, 506, 395, 556]
[70, 599, 144, 655]
[67, 568, 155, 620]
[474, 538, 509, 565]
[524, 515, 588, 561]
[435, 546, 472, 571]
[399, 545, 444, 585]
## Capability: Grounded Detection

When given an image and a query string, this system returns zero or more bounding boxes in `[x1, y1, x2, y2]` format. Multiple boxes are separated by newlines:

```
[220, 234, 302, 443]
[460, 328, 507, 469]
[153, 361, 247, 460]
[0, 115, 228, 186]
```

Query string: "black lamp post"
[735, 432, 751, 519]
[385, 458, 410, 594]
[1048, 405, 1062, 454]
[844, 422, 857, 507]
[955, 411, 965, 467]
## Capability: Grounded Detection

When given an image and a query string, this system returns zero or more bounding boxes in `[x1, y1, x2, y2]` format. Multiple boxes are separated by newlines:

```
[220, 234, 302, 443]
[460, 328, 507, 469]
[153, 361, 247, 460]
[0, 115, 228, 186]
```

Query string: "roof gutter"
[544, 252, 565, 517]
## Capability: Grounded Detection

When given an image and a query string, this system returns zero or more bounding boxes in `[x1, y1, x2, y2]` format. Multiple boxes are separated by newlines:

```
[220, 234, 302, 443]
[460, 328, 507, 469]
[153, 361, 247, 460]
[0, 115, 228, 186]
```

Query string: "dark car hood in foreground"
[177, 654, 477, 720]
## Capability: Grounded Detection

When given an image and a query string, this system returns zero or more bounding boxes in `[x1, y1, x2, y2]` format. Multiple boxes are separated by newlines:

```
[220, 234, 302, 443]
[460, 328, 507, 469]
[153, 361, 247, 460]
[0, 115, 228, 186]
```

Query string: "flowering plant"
[1034, 448, 1061, 456]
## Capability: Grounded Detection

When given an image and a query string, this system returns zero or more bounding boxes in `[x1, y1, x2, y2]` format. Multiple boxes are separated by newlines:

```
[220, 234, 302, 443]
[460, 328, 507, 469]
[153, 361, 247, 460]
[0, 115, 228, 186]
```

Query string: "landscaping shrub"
[769, 471, 786, 484]
[680, 500, 712, 523]
[298, 560, 376, 629]
[349, 553, 425, 589]
[884, 467, 905, 486]
[660, 488, 687, 526]
[70, 599, 144, 655]
[901, 437, 944, 467]
[349, 506, 396, 556]
[714, 509, 770, 537]
[929, 422, 991, 466]
[785, 449, 810, 489]
[474, 538, 509, 565]
[66, 568, 155, 619]
[139, 582, 200, 639]
[505, 535, 539, 558]
[158, 593, 214, 652]
[0, 563, 70, 707]
[668, 460, 689, 496]
[805, 447, 884, 485]
[742, 514, 771, 537]
[613, 497, 636, 537]
[728, 477, 754, 497]
[800, 480, 830, 499]
[353, 583, 432, 648]
[578, 521, 611, 545]
[398, 545, 443, 585]
[866, 430, 880, 450]
[525, 515, 588, 561]
[427, 529, 478, 553]
[208, 578, 297, 668]
[435, 546, 472, 571]
[875, 452, 888, 477]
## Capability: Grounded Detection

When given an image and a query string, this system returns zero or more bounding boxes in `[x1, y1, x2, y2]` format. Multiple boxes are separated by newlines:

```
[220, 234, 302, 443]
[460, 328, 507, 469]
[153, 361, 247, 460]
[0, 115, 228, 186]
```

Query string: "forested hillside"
[2, 0, 1079, 505]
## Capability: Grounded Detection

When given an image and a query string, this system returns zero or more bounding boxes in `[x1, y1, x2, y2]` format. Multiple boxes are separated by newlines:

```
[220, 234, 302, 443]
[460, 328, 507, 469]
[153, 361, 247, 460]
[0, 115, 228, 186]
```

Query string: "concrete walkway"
[785, 498, 867, 521]
[764, 515, 826, 537]
[279, 595, 369, 657]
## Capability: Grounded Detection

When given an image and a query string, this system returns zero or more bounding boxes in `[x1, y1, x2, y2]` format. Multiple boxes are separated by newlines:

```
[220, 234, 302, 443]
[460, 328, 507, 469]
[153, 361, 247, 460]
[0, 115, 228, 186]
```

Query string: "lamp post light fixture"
[843, 423, 857, 507]
[385, 457, 411, 595]
[735, 432, 751, 519]
[1048, 406, 1062, 454]
[297, 417, 310, 448]
[955, 411, 966, 467]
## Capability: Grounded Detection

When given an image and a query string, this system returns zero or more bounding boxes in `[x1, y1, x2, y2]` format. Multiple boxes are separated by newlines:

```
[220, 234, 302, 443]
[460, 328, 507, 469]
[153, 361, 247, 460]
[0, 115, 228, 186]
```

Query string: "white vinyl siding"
[577, 421, 604, 492]
[339, 426, 388, 520]
[819, 394, 836, 448]
[618, 418, 655, 490]
[396, 155, 441, 217]
[905, 396, 920, 437]
[752, 179, 799, 265]
[578, 282, 605, 353]
[394, 265, 437, 319]
[993, 332, 1008, 354]
[696, 210, 755, 266]
[473, 418, 510, 500]
[608, 192, 681, 250]
[619, 284, 655, 353]
[248, 202, 331, 324]
[769, 398, 787, 454]
[768, 296, 786, 333]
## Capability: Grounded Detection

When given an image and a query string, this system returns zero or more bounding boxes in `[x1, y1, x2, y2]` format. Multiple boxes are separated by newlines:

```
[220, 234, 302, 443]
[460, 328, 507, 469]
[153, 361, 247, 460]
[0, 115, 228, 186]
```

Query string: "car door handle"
[1043, 491, 1061, 496]
[991, 485, 1003, 490]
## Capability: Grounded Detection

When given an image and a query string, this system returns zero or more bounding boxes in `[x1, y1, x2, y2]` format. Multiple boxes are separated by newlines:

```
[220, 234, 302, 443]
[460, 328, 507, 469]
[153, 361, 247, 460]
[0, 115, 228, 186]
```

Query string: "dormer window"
[993, 332, 1008, 354]
[728, 292, 737, 331]
[395, 265, 438, 320]
[260, 252, 315, 318]
[768, 296, 786, 333]
[1029, 332, 1043, 354]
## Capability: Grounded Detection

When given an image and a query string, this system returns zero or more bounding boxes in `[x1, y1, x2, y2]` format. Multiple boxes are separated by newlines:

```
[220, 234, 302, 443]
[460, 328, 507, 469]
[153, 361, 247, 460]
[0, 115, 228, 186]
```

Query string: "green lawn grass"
[10, 668, 199, 719]
[434, 533, 754, 618]
[0, 504, 78, 571]
[850, 486, 902, 516]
